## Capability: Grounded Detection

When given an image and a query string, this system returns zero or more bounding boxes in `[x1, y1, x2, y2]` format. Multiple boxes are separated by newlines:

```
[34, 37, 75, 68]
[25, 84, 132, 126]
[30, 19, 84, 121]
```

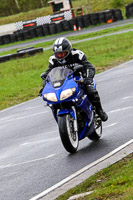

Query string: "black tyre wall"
[10, 34, 16, 43]
[56, 22, 63, 33]
[28, 28, 36, 38]
[49, 23, 57, 34]
[113, 9, 123, 21]
[23, 30, 32, 40]
[76, 16, 84, 28]
[104, 10, 113, 22]
[98, 12, 106, 24]
[68, 18, 77, 30]
[89, 13, 99, 25]
[125, 3, 133, 18]
[128, 7, 133, 17]
[1, 35, 10, 44]
[42, 24, 50, 36]
[82, 14, 91, 27]
[0, 36, 3, 45]
[35, 26, 44, 37]
[15, 32, 24, 41]
[60, 20, 70, 31]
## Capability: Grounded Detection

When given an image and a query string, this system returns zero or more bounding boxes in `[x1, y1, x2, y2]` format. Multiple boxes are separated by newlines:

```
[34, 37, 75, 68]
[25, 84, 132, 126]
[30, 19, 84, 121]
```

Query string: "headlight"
[60, 87, 76, 101]
[44, 93, 57, 102]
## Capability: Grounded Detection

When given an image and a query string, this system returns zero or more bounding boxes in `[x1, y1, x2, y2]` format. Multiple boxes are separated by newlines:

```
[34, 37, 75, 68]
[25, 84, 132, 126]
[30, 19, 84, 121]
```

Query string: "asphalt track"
[0, 60, 133, 200]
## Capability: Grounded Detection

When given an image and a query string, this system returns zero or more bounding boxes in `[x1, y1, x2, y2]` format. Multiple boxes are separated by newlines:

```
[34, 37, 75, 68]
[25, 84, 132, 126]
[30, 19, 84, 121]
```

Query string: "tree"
[14, 0, 21, 11]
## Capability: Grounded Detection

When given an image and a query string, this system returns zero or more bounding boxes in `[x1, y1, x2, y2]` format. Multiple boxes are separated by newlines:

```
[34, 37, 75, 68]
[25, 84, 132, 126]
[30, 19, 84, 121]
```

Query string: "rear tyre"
[88, 113, 102, 141]
[58, 114, 79, 153]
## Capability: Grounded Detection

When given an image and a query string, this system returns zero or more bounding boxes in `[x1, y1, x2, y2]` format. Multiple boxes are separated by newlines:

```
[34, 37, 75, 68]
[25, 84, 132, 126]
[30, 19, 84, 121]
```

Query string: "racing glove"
[84, 77, 93, 85]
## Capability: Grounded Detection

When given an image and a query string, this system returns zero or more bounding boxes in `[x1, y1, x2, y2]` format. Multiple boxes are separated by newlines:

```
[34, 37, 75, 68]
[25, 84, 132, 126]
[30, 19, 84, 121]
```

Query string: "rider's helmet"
[52, 37, 72, 64]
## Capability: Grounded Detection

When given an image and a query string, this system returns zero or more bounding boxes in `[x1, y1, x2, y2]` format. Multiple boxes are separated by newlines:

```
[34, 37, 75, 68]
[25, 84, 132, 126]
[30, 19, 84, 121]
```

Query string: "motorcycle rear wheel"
[58, 114, 79, 153]
[88, 114, 102, 141]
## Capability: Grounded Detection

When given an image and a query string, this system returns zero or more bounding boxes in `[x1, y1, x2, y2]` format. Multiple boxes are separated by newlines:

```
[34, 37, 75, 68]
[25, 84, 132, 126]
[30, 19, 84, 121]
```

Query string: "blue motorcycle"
[42, 66, 102, 153]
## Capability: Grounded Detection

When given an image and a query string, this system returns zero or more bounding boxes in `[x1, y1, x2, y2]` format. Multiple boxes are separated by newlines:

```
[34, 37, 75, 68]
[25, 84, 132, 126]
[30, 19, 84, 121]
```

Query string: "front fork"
[72, 106, 78, 133]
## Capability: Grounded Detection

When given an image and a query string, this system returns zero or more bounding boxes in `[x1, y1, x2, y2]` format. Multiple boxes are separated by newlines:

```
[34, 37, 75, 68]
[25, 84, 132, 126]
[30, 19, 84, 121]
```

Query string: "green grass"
[56, 153, 133, 200]
[1, 28, 133, 110]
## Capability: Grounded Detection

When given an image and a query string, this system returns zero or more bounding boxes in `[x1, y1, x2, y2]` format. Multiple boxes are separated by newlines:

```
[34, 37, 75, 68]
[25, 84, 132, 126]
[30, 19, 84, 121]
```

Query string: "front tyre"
[58, 114, 79, 153]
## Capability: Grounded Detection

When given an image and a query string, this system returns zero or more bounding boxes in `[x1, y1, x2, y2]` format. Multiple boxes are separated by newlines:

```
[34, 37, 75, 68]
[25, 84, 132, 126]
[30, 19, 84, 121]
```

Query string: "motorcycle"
[41, 65, 102, 153]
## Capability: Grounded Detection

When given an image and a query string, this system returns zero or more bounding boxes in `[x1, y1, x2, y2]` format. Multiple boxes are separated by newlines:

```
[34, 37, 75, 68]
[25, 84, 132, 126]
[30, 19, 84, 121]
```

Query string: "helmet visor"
[55, 51, 68, 60]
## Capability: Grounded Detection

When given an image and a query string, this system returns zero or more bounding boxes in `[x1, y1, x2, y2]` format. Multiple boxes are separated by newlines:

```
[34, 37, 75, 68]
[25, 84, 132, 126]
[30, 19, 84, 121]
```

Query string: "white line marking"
[0, 154, 56, 169]
[68, 191, 93, 200]
[29, 139, 133, 200]
[0, 111, 48, 124]
[16, 111, 48, 120]
[123, 96, 133, 100]
[108, 106, 133, 113]
[26, 106, 42, 110]
[103, 123, 118, 128]
[0, 114, 17, 122]
[20, 136, 59, 146]
[0, 97, 41, 113]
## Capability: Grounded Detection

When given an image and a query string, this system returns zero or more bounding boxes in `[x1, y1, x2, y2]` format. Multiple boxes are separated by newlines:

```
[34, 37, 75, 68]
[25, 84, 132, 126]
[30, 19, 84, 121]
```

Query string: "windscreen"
[48, 67, 72, 87]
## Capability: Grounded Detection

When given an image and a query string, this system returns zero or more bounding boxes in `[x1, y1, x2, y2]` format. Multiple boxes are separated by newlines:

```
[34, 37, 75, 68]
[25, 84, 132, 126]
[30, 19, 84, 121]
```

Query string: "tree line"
[0, 0, 49, 17]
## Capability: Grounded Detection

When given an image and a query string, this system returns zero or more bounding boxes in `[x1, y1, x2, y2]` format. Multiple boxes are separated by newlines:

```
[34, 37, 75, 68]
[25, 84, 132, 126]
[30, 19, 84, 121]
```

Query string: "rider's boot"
[96, 106, 108, 122]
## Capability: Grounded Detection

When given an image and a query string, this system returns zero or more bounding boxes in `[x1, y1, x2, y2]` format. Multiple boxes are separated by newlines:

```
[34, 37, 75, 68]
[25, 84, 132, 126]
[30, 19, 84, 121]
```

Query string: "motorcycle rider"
[40, 37, 108, 122]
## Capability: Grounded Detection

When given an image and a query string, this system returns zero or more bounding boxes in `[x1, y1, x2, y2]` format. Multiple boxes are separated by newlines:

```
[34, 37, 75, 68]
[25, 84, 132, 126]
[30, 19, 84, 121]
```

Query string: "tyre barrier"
[0, 47, 43, 63]
[82, 15, 91, 27]
[49, 23, 57, 35]
[125, 3, 133, 18]
[89, 13, 99, 25]
[42, 24, 50, 36]
[0, 9, 123, 46]
[61, 20, 71, 31]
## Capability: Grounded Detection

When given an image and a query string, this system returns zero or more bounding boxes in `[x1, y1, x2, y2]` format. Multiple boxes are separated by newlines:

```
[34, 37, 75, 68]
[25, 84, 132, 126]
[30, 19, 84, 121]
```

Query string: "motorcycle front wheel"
[58, 114, 79, 153]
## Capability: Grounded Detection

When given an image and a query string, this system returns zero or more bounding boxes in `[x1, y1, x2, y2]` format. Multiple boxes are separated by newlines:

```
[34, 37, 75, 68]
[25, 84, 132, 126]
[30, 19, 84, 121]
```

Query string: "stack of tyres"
[98, 12, 106, 24]
[28, 28, 37, 39]
[0, 54, 12, 62]
[0, 36, 3, 45]
[82, 14, 91, 27]
[104, 10, 113, 22]
[89, 13, 99, 25]
[61, 20, 71, 31]
[76, 16, 84, 28]
[35, 26, 44, 37]
[56, 22, 64, 33]
[10, 34, 16, 43]
[23, 30, 32, 40]
[125, 3, 133, 18]
[42, 24, 50, 36]
[68, 18, 77, 30]
[1, 35, 10, 44]
[0, 47, 44, 63]
[112, 9, 123, 21]
[49, 23, 57, 35]
[15, 31, 24, 41]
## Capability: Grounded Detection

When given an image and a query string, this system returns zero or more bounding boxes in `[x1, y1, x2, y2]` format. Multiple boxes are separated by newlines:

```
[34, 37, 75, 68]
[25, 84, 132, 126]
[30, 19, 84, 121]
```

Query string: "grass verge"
[56, 153, 133, 200]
